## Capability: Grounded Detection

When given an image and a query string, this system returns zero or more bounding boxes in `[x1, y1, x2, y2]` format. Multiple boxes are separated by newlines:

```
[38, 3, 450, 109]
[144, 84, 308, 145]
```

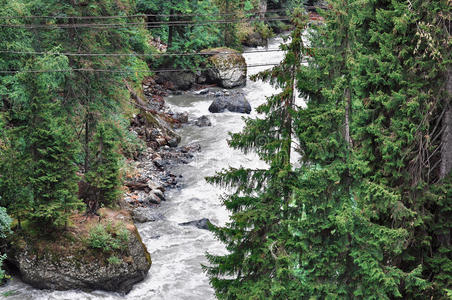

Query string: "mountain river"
[0, 35, 287, 300]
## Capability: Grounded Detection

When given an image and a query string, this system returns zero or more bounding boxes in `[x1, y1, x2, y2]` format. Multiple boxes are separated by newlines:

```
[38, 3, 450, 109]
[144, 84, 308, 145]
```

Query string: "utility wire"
[0, 6, 326, 20]
[0, 63, 283, 74]
[0, 17, 290, 29]
[0, 48, 284, 57]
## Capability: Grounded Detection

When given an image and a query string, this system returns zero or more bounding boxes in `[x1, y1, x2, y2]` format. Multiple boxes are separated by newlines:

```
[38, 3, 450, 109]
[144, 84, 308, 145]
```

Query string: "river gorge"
[0, 36, 286, 300]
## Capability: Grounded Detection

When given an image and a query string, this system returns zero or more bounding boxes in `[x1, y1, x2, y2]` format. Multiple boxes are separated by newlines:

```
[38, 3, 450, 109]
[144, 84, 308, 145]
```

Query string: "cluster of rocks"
[156, 47, 247, 91]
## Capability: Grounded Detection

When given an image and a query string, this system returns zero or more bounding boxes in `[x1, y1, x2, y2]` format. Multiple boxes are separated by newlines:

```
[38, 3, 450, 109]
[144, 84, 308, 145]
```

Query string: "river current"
[0, 36, 286, 300]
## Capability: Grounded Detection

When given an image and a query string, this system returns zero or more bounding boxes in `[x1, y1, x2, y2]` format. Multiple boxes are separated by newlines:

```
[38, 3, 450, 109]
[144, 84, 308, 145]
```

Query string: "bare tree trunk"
[440, 66, 452, 179]
[168, 9, 174, 50]
[259, 0, 267, 19]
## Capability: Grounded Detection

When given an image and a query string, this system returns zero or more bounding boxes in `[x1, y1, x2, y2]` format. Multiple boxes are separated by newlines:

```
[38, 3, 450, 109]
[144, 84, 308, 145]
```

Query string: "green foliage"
[207, 0, 451, 298]
[205, 10, 307, 299]
[85, 122, 122, 207]
[107, 255, 122, 265]
[138, 0, 223, 68]
[0, 206, 11, 281]
[86, 222, 129, 253]
[0, 0, 152, 225]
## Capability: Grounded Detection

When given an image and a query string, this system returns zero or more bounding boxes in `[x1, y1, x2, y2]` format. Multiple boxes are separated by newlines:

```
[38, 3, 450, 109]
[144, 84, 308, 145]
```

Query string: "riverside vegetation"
[0, 0, 307, 293]
[0, 0, 451, 299]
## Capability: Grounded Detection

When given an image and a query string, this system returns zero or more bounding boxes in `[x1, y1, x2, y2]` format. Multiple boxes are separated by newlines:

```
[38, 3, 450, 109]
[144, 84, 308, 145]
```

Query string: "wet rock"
[179, 218, 212, 230]
[181, 143, 202, 153]
[132, 208, 165, 223]
[154, 158, 164, 169]
[194, 88, 209, 95]
[202, 48, 247, 88]
[146, 193, 161, 205]
[194, 115, 212, 127]
[152, 189, 165, 201]
[168, 137, 179, 148]
[172, 112, 189, 124]
[208, 93, 251, 114]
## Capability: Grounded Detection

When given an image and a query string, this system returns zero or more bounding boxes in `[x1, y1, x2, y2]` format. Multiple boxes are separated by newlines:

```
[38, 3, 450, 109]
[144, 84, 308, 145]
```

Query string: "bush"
[86, 222, 129, 253]
[107, 255, 122, 265]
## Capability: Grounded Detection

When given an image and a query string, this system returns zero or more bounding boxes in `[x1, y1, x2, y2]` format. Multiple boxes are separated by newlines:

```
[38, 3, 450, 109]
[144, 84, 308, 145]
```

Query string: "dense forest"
[0, 0, 451, 299]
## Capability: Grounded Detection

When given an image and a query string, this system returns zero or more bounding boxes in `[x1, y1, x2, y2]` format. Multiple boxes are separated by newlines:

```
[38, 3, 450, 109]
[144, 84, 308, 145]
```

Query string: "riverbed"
[0, 36, 286, 300]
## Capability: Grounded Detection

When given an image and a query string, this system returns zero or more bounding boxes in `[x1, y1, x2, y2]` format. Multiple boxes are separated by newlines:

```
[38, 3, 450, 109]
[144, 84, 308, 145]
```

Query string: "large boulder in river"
[202, 48, 247, 88]
[208, 92, 251, 114]
[8, 209, 151, 294]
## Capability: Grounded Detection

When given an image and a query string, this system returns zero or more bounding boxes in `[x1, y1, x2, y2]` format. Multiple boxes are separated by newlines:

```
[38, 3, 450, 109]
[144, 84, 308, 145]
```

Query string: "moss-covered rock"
[8, 209, 151, 294]
[201, 48, 247, 88]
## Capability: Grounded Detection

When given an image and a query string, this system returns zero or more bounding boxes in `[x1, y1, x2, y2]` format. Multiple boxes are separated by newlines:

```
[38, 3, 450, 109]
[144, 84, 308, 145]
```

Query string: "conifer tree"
[204, 10, 307, 299]
[85, 121, 121, 211]
[290, 0, 451, 298]
[22, 56, 82, 227]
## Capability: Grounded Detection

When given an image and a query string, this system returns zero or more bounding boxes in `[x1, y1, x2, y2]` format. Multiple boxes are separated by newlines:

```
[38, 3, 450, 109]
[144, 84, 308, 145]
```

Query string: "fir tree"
[22, 55, 82, 227]
[290, 0, 451, 298]
[85, 121, 122, 211]
[204, 10, 307, 299]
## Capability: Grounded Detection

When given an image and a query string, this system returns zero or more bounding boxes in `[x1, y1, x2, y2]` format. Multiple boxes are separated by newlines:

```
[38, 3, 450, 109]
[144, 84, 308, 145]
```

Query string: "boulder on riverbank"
[202, 48, 247, 88]
[208, 92, 251, 114]
[8, 209, 151, 294]
[156, 71, 196, 91]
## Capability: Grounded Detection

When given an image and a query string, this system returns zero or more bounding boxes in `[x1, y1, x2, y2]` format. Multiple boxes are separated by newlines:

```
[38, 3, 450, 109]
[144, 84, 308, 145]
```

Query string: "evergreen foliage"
[85, 122, 122, 208]
[204, 10, 307, 299]
[207, 0, 451, 298]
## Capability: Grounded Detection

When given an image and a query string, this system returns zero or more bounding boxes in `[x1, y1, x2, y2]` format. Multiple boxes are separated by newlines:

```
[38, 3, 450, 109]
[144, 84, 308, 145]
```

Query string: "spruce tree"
[85, 121, 121, 211]
[204, 10, 307, 299]
[22, 56, 82, 227]
[289, 0, 451, 298]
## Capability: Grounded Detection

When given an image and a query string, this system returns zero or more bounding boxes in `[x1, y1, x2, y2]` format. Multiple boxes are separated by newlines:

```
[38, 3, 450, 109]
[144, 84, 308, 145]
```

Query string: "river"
[0, 35, 286, 300]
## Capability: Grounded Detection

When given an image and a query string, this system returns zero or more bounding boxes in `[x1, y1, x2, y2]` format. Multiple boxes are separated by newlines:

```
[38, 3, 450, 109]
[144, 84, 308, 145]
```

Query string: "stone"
[9, 210, 151, 294]
[179, 218, 212, 230]
[208, 93, 251, 114]
[168, 137, 179, 148]
[132, 208, 165, 223]
[172, 112, 189, 123]
[201, 48, 247, 88]
[194, 88, 209, 95]
[194, 115, 212, 127]
[242, 31, 267, 47]
[152, 189, 165, 201]
[146, 193, 161, 205]
[157, 71, 196, 91]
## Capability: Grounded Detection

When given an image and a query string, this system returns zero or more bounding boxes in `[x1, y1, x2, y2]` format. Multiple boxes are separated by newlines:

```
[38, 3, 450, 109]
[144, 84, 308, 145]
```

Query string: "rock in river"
[8, 209, 151, 294]
[194, 115, 212, 127]
[202, 47, 247, 88]
[179, 218, 212, 230]
[208, 93, 251, 114]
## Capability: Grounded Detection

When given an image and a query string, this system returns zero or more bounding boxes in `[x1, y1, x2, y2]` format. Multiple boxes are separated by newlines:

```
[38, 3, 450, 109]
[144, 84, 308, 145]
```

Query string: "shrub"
[86, 222, 129, 253]
[107, 255, 122, 265]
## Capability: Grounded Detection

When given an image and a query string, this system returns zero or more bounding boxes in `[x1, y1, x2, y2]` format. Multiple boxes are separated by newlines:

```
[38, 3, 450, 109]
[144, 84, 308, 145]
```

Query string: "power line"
[0, 9, 285, 20]
[0, 48, 284, 57]
[0, 6, 326, 20]
[0, 63, 282, 74]
[0, 17, 290, 29]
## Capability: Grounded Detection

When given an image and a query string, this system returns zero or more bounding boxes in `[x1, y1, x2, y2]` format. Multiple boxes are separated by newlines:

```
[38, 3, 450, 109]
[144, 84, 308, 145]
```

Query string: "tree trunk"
[440, 66, 452, 179]
[168, 9, 174, 50]
[259, 0, 267, 19]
